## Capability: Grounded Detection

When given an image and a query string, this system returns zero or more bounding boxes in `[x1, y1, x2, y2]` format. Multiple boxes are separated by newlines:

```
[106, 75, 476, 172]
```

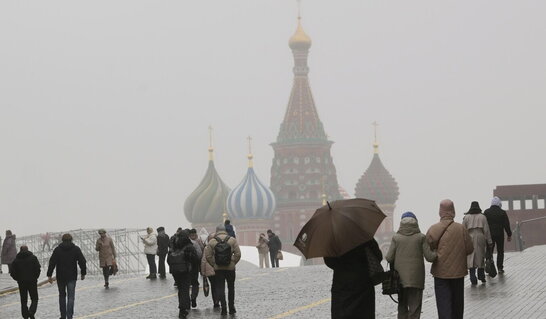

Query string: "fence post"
[514, 221, 523, 251]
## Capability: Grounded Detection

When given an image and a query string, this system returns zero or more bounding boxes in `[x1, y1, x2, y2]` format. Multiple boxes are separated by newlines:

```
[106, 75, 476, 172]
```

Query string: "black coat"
[484, 205, 512, 238]
[47, 242, 87, 282]
[324, 239, 382, 319]
[10, 251, 41, 282]
[267, 234, 282, 252]
[157, 232, 170, 255]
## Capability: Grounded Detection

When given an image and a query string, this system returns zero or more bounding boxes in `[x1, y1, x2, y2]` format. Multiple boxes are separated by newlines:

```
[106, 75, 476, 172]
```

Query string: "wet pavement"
[1, 246, 545, 318]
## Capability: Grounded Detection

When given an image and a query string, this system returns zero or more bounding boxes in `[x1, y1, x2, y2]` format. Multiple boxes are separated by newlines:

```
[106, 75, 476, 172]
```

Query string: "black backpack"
[214, 236, 232, 266]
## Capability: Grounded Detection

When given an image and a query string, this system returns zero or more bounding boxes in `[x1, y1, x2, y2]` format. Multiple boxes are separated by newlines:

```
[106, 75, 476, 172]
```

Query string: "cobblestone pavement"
[2, 247, 546, 318]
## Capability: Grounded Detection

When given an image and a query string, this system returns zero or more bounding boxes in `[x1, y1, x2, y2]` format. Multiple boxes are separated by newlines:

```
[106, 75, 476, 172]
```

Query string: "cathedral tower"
[270, 17, 341, 244]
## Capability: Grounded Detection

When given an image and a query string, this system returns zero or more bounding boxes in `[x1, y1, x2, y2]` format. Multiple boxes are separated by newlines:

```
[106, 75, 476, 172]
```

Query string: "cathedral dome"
[289, 17, 312, 50]
[184, 150, 231, 225]
[355, 153, 399, 205]
[227, 154, 276, 220]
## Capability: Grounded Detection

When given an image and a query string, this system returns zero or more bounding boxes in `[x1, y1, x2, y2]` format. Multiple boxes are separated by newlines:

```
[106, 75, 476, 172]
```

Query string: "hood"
[16, 250, 33, 259]
[174, 231, 191, 249]
[439, 199, 455, 220]
[397, 217, 421, 236]
[59, 241, 76, 251]
[491, 196, 502, 208]
[466, 201, 482, 215]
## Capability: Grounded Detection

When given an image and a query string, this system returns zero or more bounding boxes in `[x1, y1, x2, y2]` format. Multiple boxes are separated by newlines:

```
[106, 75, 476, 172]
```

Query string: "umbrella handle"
[327, 201, 332, 210]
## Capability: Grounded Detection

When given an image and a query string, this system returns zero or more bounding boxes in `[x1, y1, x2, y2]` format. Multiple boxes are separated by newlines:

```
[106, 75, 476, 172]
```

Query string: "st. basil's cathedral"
[183, 17, 399, 257]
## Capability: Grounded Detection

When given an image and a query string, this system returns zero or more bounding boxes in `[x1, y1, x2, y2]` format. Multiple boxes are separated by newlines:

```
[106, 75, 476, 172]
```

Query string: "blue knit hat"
[401, 211, 417, 220]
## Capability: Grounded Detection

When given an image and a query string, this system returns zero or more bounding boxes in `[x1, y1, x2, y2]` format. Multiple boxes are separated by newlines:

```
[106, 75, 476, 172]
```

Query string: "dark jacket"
[157, 231, 170, 255]
[47, 242, 87, 282]
[10, 250, 41, 282]
[267, 234, 282, 252]
[225, 224, 236, 238]
[168, 232, 198, 273]
[324, 240, 382, 319]
[484, 205, 512, 238]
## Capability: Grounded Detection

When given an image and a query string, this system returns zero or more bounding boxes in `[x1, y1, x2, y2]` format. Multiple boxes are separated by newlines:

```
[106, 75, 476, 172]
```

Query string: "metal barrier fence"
[513, 216, 546, 251]
[16, 229, 148, 276]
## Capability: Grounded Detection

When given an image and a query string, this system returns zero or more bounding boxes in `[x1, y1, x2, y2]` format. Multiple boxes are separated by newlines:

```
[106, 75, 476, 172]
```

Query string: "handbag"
[382, 263, 401, 303]
[111, 260, 118, 275]
[203, 276, 210, 297]
[365, 246, 385, 286]
[485, 246, 497, 278]
[276, 250, 284, 261]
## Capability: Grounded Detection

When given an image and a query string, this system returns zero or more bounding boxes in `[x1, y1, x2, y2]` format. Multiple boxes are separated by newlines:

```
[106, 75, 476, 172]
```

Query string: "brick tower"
[270, 17, 341, 248]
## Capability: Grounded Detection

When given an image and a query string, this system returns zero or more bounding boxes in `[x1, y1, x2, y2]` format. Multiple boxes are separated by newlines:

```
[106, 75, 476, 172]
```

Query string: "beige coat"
[426, 199, 474, 279]
[385, 217, 437, 289]
[463, 213, 492, 268]
[200, 253, 215, 277]
[204, 231, 241, 271]
[256, 237, 269, 255]
[95, 236, 116, 267]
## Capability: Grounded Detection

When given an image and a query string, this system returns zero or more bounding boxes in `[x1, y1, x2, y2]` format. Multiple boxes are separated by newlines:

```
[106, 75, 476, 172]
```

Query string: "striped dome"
[227, 167, 276, 220]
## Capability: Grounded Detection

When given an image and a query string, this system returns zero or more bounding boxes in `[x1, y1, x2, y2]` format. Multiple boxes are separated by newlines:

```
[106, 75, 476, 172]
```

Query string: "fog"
[1, 1, 545, 237]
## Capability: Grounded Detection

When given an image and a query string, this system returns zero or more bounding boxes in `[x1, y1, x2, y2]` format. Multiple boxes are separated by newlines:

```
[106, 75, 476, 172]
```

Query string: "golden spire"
[222, 211, 228, 223]
[289, 1, 312, 49]
[321, 176, 327, 205]
[372, 121, 379, 154]
[247, 136, 254, 168]
[208, 125, 215, 161]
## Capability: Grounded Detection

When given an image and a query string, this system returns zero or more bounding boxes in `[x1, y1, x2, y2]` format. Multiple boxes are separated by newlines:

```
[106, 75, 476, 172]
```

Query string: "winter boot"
[477, 268, 486, 283]
[469, 268, 478, 285]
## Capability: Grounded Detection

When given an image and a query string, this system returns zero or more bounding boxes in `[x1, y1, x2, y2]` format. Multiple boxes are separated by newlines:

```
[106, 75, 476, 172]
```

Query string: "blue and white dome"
[227, 155, 276, 220]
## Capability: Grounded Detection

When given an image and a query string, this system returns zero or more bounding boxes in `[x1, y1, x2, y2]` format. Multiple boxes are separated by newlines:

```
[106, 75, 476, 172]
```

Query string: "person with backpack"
[168, 230, 199, 319]
[188, 228, 204, 308]
[156, 227, 170, 279]
[386, 212, 437, 319]
[204, 225, 241, 316]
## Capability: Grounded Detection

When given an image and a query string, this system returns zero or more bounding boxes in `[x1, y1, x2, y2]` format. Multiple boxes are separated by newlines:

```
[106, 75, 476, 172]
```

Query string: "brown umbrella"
[293, 198, 386, 259]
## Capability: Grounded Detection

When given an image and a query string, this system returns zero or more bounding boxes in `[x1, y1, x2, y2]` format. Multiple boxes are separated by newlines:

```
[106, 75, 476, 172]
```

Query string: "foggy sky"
[1, 1, 545, 237]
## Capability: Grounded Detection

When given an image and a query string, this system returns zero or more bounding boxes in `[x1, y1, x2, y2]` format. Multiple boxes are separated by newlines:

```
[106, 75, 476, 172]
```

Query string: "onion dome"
[289, 17, 312, 50]
[184, 145, 231, 224]
[355, 127, 399, 205]
[227, 144, 276, 219]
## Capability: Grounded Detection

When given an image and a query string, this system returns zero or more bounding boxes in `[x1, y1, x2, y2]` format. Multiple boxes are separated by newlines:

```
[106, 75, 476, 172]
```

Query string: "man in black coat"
[324, 239, 382, 319]
[156, 227, 170, 279]
[484, 196, 512, 273]
[10, 246, 41, 319]
[266, 230, 282, 268]
[47, 233, 86, 319]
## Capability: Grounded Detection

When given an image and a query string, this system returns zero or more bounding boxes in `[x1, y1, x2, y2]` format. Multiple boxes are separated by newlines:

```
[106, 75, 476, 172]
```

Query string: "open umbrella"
[293, 198, 386, 259]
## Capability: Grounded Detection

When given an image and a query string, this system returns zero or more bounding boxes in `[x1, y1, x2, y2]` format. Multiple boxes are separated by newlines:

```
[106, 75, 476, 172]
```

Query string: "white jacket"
[142, 233, 158, 255]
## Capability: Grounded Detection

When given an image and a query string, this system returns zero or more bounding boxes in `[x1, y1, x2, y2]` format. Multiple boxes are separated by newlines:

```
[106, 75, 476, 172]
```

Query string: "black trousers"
[158, 253, 167, 277]
[102, 266, 112, 283]
[172, 271, 191, 311]
[491, 235, 505, 270]
[190, 270, 199, 300]
[146, 254, 157, 274]
[434, 277, 464, 319]
[207, 275, 219, 306]
[269, 250, 280, 268]
[18, 281, 38, 318]
[215, 270, 236, 311]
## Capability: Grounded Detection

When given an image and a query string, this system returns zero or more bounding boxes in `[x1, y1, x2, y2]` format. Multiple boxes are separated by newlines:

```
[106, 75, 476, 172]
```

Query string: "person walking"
[324, 239, 382, 319]
[156, 227, 169, 279]
[1, 230, 17, 273]
[95, 229, 116, 288]
[463, 202, 492, 285]
[483, 196, 512, 274]
[188, 229, 204, 308]
[141, 227, 158, 279]
[386, 212, 437, 319]
[10, 246, 41, 319]
[256, 233, 270, 268]
[205, 225, 241, 316]
[426, 199, 473, 319]
[168, 230, 198, 319]
[201, 233, 220, 308]
[224, 220, 236, 238]
[266, 230, 282, 268]
[47, 233, 87, 319]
